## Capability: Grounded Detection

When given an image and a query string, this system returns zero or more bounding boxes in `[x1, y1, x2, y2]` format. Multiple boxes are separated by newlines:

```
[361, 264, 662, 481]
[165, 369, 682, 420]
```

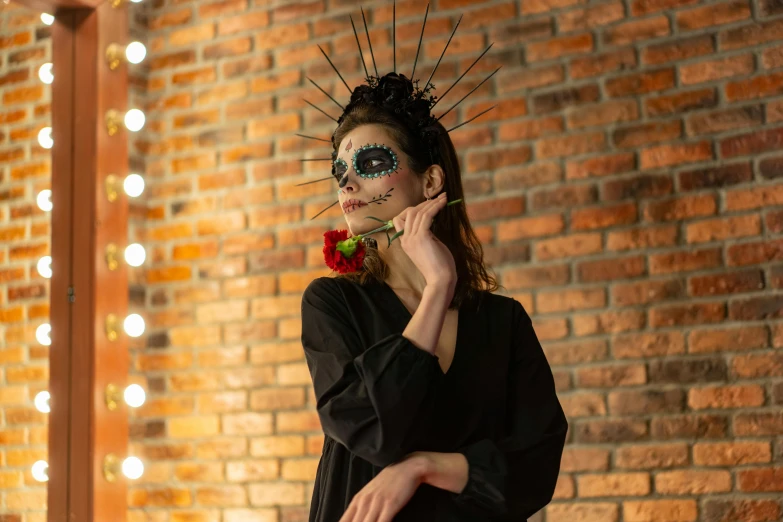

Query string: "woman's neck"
[377, 239, 428, 297]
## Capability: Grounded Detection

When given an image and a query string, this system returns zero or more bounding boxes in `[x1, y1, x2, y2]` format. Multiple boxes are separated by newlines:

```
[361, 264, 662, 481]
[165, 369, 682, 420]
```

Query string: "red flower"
[323, 229, 366, 274]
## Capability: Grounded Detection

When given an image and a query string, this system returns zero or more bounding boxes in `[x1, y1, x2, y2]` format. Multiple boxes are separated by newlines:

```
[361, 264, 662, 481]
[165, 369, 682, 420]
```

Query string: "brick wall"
[4, 0, 778, 521]
[0, 3, 52, 521]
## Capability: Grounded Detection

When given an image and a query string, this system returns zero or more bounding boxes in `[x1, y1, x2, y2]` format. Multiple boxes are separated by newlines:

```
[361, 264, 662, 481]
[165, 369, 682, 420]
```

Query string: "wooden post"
[44, 1, 130, 521]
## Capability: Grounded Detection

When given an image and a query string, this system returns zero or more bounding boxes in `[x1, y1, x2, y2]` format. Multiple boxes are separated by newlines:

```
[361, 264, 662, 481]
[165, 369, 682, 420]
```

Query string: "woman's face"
[335, 124, 423, 237]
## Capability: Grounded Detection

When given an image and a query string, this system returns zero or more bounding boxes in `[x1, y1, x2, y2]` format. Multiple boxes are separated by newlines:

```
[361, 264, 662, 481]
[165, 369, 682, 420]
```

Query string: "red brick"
[762, 43, 783, 69]
[687, 105, 764, 136]
[560, 393, 607, 417]
[536, 288, 606, 314]
[612, 279, 686, 306]
[726, 185, 783, 212]
[631, 0, 699, 15]
[613, 121, 682, 148]
[609, 389, 684, 415]
[623, 500, 697, 522]
[544, 339, 608, 365]
[641, 35, 714, 65]
[535, 132, 606, 158]
[721, 126, 783, 157]
[533, 85, 601, 114]
[686, 215, 761, 244]
[676, 0, 751, 31]
[578, 473, 651, 497]
[645, 88, 717, 116]
[535, 232, 603, 260]
[578, 255, 645, 282]
[688, 385, 765, 409]
[649, 247, 722, 274]
[694, 441, 772, 466]
[560, 448, 611, 472]
[497, 214, 565, 242]
[570, 48, 637, 79]
[615, 443, 689, 469]
[576, 363, 647, 388]
[566, 153, 635, 179]
[567, 100, 639, 129]
[521, 0, 587, 14]
[607, 68, 675, 97]
[498, 64, 565, 93]
[656, 470, 731, 494]
[603, 16, 670, 46]
[575, 419, 649, 443]
[547, 502, 619, 521]
[531, 185, 596, 210]
[651, 414, 728, 439]
[737, 467, 783, 492]
[640, 142, 713, 170]
[730, 295, 783, 320]
[527, 33, 594, 62]
[681, 54, 755, 85]
[503, 264, 571, 290]
[497, 116, 564, 141]
[725, 71, 783, 101]
[720, 19, 783, 50]
[644, 193, 716, 222]
[703, 499, 782, 522]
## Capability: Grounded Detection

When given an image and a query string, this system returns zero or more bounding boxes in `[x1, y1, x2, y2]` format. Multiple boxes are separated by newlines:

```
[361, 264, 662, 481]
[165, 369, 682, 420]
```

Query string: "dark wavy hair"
[331, 103, 501, 309]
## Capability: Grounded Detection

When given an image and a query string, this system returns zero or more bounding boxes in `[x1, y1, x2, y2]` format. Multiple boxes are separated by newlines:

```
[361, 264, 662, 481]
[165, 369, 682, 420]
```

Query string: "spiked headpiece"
[296, 2, 500, 221]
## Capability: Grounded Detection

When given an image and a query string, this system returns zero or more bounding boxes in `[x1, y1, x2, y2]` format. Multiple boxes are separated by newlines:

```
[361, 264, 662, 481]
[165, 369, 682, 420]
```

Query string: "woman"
[300, 92, 568, 522]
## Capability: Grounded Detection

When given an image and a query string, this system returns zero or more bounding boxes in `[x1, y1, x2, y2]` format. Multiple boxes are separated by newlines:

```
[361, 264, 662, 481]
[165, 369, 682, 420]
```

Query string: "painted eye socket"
[353, 145, 399, 179]
[333, 158, 348, 182]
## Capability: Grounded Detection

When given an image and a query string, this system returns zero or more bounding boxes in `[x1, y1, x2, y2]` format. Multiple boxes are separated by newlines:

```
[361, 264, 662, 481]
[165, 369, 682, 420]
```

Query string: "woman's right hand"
[391, 193, 457, 291]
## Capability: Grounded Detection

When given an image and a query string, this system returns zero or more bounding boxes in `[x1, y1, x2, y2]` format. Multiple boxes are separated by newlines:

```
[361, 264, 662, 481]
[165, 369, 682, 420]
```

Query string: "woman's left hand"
[339, 455, 429, 522]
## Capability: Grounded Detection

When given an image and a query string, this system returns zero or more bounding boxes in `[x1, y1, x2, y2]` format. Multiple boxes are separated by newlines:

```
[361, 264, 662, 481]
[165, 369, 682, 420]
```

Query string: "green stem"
[358, 199, 463, 241]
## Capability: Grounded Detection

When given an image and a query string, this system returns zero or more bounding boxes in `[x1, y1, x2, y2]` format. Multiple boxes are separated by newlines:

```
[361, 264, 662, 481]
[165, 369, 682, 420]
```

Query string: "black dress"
[301, 276, 568, 522]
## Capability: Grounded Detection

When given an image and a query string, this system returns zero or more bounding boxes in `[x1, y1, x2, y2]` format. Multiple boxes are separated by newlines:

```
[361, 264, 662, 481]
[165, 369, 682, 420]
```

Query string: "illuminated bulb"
[34, 391, 51, 413]
[123, 174, 144, 197]
[125, 42, 146, 64]
[32, 461, 49, 482]
[36, 323, 52, 346]
[38, 127, 53, 149]
[124, 384, 146, 407]
[124, 243, 146, 267]
[123, 314, 145, 337]
[122, 457, 144, 479]
[37, 256, 52, 279]
[36, 190, 53, 211]
[124, 109, 145, 132]
[41, 13, 54, 25]
[38, 63, 53, 84]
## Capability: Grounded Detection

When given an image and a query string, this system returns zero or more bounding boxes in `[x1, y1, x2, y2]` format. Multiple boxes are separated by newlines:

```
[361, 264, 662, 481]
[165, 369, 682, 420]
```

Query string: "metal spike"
[295, 133, 331, 143]
[431, 43, 494, 109]
[447, 105, 497, 133]
[306, 77, 345, 111]
[303, 99, 339, 123]
[361, 7, 379, 77]
[317, 45, 352, 95]
[411, 3, 429, 81]
[295, 176, 335, 186]
[393, 0, 396, 74]
[350, 15, 370, 79]
[424, 15, 463, 91]
[436, 66, 502, 122]
[310, 200, 340, 220]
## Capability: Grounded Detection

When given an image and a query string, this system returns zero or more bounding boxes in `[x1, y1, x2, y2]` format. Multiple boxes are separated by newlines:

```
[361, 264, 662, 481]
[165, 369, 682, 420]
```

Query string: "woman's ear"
[423, 164, 446, 196]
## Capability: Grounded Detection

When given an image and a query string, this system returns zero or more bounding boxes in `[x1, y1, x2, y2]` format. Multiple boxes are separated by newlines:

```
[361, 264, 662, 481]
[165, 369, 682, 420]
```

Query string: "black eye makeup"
[352, 144, 399, 179]
[332, 158, 348, 182]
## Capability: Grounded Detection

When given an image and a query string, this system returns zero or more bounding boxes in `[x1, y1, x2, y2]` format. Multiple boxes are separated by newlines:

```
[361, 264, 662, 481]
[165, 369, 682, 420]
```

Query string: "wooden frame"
[15, 0, 132, 520]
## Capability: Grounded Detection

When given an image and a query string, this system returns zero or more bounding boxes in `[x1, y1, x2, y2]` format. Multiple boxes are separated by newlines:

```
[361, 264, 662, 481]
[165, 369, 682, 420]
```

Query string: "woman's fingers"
[409, 194, 447, 236]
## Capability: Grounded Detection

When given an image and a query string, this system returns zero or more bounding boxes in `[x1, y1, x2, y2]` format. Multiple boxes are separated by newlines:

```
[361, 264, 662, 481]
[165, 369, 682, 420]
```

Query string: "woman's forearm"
[405, 451, 469, 494]
[402, 281, 454, 355]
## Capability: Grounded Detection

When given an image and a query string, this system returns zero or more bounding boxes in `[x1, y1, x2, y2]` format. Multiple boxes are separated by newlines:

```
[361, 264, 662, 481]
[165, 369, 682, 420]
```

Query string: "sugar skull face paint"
[352, 144, 399, 179]
[333, 158, 348, 183]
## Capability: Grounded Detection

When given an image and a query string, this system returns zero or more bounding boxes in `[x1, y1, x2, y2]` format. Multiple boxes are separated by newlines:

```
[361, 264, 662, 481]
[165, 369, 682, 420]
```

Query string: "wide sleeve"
[301, 277, 445, 468]
[448, 300, 568, 520]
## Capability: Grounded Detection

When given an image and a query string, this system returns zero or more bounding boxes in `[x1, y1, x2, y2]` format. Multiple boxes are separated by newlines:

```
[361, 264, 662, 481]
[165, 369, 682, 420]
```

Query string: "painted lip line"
[342, 199, 367, 214]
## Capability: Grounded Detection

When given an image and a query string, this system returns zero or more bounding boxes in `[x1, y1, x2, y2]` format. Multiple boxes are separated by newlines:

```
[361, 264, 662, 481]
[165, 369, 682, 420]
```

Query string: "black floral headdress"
[296, 2, 500, 221]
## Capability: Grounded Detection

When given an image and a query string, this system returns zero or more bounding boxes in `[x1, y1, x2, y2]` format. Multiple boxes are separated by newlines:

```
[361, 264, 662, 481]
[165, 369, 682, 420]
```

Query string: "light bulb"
[38, 63, 53, 84]
[38, 127, 53, 149]
[36, 323, 52, 346]
[124, 244, 146, 267]
[32, 460, 49, 482]
[37, 256, 52, 278]
[36, 190, 53, 211]
[125, 42, 146, 64]
[124, 384, 146, 407]
[123, 174, 144, 197]
[122, 457, 144, 479]
[123, 314, 145, 337]
[124, 109, 145, 132]
[40, 13, 54, 25]
[34, 391, 51, 413]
